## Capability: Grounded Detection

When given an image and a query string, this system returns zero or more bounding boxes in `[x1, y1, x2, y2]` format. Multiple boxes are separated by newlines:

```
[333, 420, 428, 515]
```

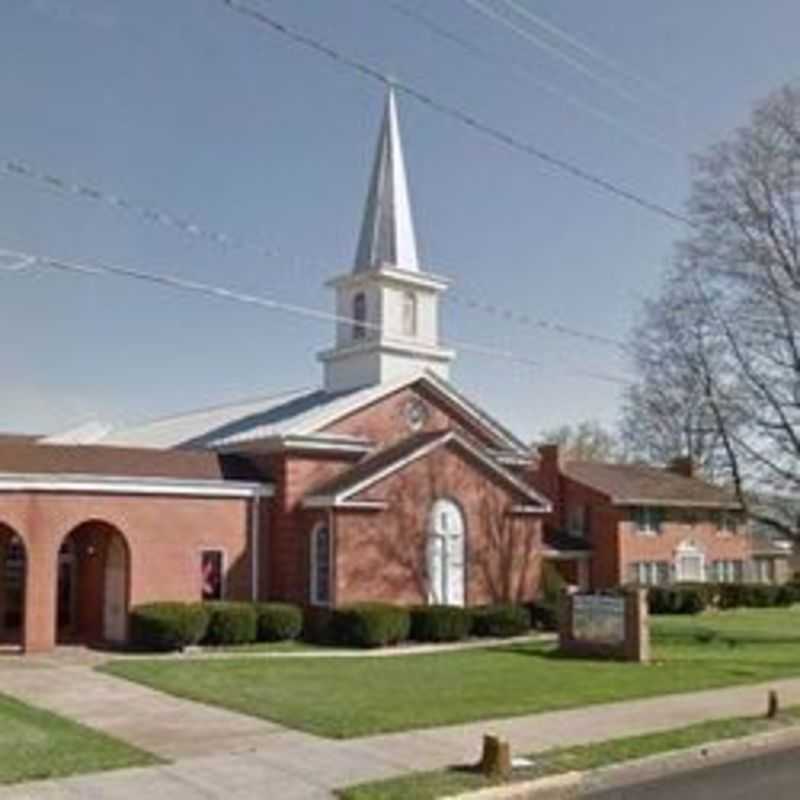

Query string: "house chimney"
[667, 456, 694, 478]
[531, 444, 562, 510]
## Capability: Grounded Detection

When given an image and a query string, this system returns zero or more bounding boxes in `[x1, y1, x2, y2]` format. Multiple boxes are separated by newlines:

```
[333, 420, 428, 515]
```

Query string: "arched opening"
[0, 524, 26, 651]
[427, 499, 466, 606]
[352, 292, 367, 340]
[402, 291, 417, 338]
[56, 521, 130, 647]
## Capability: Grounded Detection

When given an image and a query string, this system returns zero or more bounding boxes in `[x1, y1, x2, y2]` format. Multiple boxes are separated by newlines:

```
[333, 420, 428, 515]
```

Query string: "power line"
[0, 155, 631, 351]
[458, 0, 645, 109]
[0, 244, 634, 386]
[495, 0, 674, 101]
[219, 0, 694, 229]
[385, 2, 675, 156]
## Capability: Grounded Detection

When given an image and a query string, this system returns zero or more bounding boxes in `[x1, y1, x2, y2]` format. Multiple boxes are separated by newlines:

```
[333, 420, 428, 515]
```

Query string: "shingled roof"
[562, 460, 741, 509]
[0, 440, 267, 482]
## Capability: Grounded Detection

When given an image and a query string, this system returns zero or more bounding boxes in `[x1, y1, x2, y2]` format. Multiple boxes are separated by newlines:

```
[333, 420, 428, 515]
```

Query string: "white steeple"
[318, 89, 455, 394]
[353, 88, 420, 273]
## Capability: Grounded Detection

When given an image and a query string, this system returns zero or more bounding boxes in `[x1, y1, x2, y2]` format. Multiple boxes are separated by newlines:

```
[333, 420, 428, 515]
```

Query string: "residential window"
[201, 550, 225, 601]
[634, 507, 663, 535]
[567, 505, 588, 538]
[712, 559, 744, 583]
[310, 523, 332, 606]
[401, 291, 417, 338]
[719, 512, 738, 536]
[630, 561, 670, 586]
[352, 292, 367, 340]
[674, 543, 705, 582]
[753, 558, 775, 584]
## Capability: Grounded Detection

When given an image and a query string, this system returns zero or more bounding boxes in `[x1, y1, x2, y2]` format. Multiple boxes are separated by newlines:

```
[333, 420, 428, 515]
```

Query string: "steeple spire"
[353, 87, 420, 273]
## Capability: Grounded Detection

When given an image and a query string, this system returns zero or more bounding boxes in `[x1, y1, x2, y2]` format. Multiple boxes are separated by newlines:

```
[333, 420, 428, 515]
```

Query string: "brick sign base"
[558, 587, 650, 663]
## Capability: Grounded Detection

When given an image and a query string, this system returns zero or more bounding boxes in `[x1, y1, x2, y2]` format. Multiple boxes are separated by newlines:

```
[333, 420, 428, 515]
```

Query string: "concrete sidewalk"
[2, 657, 800, 799]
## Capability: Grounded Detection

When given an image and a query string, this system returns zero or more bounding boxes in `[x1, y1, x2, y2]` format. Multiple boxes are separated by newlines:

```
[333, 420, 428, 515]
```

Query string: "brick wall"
[334, 443, 543, 606]
[0, 492, 252, 652]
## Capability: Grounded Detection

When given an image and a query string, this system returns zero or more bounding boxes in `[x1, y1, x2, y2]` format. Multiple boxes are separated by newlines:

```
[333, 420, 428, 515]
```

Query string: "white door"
[427, 499, 465, 606]
[103, 536, 127, 643]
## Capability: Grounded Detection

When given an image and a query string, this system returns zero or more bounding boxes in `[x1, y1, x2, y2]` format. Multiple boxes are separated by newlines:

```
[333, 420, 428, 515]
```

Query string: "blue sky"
[1, 0, 798, 442]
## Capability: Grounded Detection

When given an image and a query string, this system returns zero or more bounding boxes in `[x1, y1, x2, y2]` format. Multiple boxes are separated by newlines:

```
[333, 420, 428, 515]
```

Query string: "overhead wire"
[0, 156, 633, 351]
[385, 2, 675, 156]
[219, 0, 695, 228]
[0, 244, 634, 386]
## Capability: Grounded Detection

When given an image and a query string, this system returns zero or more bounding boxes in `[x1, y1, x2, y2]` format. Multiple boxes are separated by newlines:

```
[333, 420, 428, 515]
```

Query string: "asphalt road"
[585, 744, 800, 800]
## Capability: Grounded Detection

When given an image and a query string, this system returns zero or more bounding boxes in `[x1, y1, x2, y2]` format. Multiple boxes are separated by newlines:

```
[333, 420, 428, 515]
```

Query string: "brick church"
[0, 91, 559, 653]
[0, 91, 766, 654]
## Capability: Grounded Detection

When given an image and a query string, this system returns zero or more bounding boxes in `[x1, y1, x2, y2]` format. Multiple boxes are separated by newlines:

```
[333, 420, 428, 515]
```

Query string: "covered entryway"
[56, 521, 130, 646]
[427, 498, 466, 606]
[0, 524, 26, 650]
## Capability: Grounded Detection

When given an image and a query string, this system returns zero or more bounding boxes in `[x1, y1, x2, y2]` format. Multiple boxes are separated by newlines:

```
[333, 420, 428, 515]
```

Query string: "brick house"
[530, 445, 790, 590]
[0, 90, 552, 653]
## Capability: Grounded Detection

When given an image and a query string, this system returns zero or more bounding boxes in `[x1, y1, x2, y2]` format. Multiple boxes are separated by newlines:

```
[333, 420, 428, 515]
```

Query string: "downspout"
[250, 494, 261, 602]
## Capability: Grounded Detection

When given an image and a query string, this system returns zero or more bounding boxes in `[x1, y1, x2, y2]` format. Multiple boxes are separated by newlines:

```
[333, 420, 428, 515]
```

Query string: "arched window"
[352, 292, 367, 340]
[427, 499, 465, 606]
[402, 291, 417, 337]
[674, 540, 705, 583]
[310, 523, 332, 606]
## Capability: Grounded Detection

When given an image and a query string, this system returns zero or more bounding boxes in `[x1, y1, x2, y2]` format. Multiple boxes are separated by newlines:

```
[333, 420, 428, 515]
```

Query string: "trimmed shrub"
[330, 603, 410, 648]
[776, 584, 798, 606]
[203, 602, 258, 646]
[409, 605, 471, 642]
[130, 602, 209, 652]
[255, 603, 303, 642]
[528, 601, 558, 631]
[303, 606, 335, 645]
[471, 604, 530, 638]
[647, 586, 707, 615]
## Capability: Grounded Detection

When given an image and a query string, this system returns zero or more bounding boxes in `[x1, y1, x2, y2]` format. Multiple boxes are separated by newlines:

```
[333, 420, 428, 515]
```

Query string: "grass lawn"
[0, 693, 159, 785]
[339, 706, 800, 799]
[101, 607, 800, 739]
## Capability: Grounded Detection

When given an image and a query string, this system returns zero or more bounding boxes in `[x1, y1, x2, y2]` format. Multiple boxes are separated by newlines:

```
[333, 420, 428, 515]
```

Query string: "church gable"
[314, 375, 530, 456]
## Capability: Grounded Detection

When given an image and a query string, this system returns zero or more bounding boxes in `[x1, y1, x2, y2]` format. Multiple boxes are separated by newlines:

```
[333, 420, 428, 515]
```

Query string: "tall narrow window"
[402, 291, 417, 337]
[352, 292, 367, 340]
[201, 550, 225, 601]
[310, 523, 332, 606]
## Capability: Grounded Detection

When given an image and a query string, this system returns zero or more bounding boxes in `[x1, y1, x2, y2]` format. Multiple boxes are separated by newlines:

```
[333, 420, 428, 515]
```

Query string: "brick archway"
[56, 521, 131, 647]
[0, 523, 26, 651]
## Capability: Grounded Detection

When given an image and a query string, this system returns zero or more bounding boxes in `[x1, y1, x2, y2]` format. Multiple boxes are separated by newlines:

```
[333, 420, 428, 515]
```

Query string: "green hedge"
[528, 601, 559, 631]
[130, 602, 209, 652]
[255, 603, 303, 642]
[470, 604, 531, 638]
[409, 605, 471, 642]
[203, 602, 258, 645]
[647, 582, 798, 615]
[330, 603, 411, 648]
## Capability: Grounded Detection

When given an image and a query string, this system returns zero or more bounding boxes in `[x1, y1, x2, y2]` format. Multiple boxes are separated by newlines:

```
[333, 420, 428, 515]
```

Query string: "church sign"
[558, 588, 649, 662]
[571, 595, 626, 645]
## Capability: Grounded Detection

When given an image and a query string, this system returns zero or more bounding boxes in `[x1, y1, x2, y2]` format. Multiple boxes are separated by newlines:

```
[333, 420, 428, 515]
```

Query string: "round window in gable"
[404, 398, 430, 431]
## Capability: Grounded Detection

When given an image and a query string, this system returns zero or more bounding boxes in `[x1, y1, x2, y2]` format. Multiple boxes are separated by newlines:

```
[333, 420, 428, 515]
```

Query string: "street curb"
[452, 723, 800, 799]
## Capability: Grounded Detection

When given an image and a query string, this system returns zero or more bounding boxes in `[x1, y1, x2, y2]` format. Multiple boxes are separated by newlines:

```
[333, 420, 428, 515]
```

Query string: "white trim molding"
[0, 473, 273, 499]
[303, 430, 551, 512]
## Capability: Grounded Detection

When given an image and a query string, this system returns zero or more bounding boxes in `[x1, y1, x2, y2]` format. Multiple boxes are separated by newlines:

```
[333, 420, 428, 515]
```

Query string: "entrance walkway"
[2, 656, 800, 798]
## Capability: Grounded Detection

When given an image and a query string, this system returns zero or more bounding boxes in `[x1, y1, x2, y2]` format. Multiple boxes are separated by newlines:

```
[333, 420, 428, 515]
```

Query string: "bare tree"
[537, 420, 623, 462]
[623, 82, 800, 538]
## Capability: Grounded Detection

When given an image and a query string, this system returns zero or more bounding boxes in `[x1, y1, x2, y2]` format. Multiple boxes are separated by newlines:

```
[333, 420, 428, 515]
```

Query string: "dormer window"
[352, 292, 367, 340]
[402, 291, 417, 337]
[634, 506, 663, 535]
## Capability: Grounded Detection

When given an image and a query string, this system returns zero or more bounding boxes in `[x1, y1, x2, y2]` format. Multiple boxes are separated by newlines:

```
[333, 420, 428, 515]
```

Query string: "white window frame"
[310, 522, 332, 607]
[401, 291, 418, 338]
[200, 548, 227, 602]
[674, 542, 705, 583]
[631, 561, 669, 586]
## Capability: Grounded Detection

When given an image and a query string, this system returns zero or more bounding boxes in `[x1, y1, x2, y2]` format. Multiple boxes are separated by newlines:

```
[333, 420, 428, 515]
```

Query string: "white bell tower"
[318, 89, 455, 393]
